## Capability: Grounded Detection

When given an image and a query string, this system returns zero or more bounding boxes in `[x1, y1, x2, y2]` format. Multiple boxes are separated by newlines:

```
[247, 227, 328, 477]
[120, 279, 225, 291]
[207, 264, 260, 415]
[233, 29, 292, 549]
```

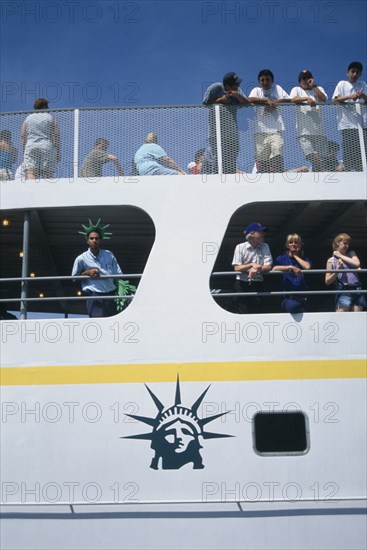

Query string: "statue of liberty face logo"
[122, 377, 232, 470]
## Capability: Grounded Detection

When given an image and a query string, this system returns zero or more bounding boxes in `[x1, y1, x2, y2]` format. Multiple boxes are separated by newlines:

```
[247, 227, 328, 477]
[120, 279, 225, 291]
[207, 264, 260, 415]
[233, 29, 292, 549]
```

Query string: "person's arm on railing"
[107, 154, 124, 176]
[248, 97, 291, 108]
[248, 96, 273, 105]
[160, 156, 186, 175]
[81, 268, 100, 278]
[333, 91, 367, 103]
[234, 262, 272, 281]
[226, 90, 249, 104]
[291, 96, 317, 105]
[273, 256, 311, 276]
[234, 262, 256, 273]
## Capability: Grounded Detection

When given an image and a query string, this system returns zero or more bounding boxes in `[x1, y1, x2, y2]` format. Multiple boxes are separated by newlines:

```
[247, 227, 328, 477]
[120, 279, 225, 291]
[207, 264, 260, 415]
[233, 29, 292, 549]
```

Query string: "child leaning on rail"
[325, 233, 366, 312]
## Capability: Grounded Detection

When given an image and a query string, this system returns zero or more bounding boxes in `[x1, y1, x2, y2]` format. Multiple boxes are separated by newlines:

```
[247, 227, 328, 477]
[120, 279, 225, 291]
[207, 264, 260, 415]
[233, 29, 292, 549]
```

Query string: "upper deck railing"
[1, 102, 366, 181]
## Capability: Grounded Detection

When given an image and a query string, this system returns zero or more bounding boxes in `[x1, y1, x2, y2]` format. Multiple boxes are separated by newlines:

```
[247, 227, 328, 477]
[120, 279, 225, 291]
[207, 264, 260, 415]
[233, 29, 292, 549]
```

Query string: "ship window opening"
[253, 411, 309, 455]
[210, 200, 366, 315]
[0, 205, 155, 319]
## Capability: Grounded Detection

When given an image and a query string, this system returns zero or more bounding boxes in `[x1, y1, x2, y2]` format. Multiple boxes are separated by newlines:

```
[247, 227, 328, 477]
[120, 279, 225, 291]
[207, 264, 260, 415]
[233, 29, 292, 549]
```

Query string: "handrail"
[0, 101, 342, 117]
[0, 270, 365, 284]
[212, 269, 367, 276]
[0, 274, 143, 283]
[212, 290, 367, 298]
[1, 289, 366, 305]
[0, 295, 133, 303]
[0, 268, 366, 305]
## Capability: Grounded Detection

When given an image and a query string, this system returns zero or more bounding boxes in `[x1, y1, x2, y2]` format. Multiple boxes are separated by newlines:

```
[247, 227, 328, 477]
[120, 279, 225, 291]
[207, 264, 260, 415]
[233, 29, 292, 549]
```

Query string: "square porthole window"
[252, 411, 310, 456]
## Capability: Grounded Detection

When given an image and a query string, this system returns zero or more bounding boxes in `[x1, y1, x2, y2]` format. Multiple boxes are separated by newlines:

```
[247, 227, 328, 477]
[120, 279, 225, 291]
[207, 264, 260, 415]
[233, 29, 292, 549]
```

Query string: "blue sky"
[1, 0, 366, 113]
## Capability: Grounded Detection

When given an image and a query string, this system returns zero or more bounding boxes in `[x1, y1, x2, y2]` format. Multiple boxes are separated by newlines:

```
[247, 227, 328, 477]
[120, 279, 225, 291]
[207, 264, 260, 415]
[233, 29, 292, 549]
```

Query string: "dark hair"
[348, 61, 363, 72]
[33, 98, 49, 110]
[195, 148, 205, 163]
[0, 130, 11, 142]
[87, 229, 102, 238]
[95, 138, 109, 148]
[258, 69, 274, 82]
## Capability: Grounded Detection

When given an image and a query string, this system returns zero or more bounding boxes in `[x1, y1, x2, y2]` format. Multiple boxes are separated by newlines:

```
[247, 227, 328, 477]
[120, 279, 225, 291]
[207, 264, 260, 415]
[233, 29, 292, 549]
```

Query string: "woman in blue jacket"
[273, 233, 312, 313]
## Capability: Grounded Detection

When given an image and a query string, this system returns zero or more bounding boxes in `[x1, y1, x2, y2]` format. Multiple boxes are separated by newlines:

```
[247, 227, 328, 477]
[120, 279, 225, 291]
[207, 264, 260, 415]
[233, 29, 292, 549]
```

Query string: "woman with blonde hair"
[134, 132, 186, 176]
[325, 233, 365, 312]
[273, 233, 312, 313]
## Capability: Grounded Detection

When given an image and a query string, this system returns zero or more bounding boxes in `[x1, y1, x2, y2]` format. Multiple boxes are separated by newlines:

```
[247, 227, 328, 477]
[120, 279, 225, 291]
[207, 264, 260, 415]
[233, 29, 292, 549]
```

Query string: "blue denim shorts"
[335, 285, 366, 309]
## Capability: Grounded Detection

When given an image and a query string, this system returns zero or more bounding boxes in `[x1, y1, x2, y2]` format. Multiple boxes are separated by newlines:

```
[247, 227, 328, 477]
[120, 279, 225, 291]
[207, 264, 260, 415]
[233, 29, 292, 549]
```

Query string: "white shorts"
[24, 145, 57, 175]
[255, 132, 283, 160]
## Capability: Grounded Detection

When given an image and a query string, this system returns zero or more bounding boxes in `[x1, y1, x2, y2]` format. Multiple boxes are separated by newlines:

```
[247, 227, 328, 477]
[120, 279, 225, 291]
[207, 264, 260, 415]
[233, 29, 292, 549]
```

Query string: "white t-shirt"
[290, 86, 328, 136]
[249, 84, 289, 133]
[332, 80, 367, 130]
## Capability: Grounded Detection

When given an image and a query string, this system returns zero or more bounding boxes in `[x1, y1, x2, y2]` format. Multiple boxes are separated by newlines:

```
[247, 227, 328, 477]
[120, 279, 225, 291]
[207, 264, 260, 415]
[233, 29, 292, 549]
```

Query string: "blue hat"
[245, 222, 268, 234]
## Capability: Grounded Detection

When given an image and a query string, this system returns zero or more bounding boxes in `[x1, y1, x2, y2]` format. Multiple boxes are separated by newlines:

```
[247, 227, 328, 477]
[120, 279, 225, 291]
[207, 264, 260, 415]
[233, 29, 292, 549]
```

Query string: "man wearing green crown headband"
[72, 219, 123, 317]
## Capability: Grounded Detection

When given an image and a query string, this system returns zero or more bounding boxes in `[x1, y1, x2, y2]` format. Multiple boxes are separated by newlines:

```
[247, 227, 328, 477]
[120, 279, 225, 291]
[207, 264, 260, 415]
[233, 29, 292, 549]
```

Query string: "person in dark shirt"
[272, 233, 311, 313]
[80, 138, 124, 178]
[203, 72, 248, 174]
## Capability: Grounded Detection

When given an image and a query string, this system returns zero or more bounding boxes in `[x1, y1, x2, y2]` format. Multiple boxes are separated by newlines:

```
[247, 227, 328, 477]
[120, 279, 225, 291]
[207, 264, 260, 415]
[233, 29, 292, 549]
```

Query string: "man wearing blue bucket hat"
[232, 222, 273, 314]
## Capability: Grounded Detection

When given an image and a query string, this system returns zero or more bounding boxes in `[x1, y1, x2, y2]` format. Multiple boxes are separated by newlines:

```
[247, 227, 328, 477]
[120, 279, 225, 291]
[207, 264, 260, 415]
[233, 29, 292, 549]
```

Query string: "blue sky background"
[1, 0, 366, 317]
[1, 0, 366, 113]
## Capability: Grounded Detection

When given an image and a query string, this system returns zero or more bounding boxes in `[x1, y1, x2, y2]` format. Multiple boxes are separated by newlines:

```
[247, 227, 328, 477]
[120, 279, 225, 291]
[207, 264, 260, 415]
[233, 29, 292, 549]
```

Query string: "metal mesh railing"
[1, 103, 366, 180]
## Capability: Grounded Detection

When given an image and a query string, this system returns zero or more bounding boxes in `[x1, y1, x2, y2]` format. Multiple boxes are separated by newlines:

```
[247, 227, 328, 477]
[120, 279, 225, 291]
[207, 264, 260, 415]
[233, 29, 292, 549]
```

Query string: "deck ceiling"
[0, 201, 366, 315]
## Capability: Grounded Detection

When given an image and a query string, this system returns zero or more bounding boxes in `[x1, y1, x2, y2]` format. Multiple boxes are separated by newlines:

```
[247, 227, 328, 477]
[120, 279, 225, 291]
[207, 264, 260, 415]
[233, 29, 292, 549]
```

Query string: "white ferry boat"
[0, 102, 366, 549]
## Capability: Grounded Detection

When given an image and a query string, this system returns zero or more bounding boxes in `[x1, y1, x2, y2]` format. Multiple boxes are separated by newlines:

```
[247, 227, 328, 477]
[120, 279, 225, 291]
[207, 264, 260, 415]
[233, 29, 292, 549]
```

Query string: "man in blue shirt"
[72, 220, 123, 317]
[203, 72, 248, 174]
[134, 132, 186, 175]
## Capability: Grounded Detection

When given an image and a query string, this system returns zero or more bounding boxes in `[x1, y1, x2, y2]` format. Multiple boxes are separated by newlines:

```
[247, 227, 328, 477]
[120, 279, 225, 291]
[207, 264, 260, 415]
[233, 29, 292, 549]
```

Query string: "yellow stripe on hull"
[1, 359, 366, 386]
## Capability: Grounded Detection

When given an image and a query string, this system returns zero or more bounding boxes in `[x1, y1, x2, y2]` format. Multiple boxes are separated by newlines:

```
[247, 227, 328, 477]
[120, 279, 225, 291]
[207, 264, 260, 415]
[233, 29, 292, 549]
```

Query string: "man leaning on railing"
[71, 219, 122, 318]
[332, 61, 367, 172]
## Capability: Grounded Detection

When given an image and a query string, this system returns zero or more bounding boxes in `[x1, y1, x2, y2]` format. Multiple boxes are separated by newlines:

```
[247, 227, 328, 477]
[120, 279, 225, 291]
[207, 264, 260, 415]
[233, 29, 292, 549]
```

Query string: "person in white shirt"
[232, 221, 273, 314]
[249, 70, 290, 173]
[332, 61, 367, 171]
[72, 219, 123, 318]
[290, 69, 328, 171]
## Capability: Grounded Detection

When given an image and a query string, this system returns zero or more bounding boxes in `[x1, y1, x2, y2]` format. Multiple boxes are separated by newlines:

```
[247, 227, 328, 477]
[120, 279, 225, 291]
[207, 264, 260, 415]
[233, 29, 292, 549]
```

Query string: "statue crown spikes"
[78, 219, 113, 240]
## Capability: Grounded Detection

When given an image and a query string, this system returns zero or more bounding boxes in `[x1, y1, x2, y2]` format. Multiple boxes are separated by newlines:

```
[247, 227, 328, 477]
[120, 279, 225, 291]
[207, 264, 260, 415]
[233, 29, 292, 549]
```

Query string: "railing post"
[73, 108, 79, 180]
[20, 211, 30, 320]
[355, 104, 367, 173]
[214, 104, 223, 179]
